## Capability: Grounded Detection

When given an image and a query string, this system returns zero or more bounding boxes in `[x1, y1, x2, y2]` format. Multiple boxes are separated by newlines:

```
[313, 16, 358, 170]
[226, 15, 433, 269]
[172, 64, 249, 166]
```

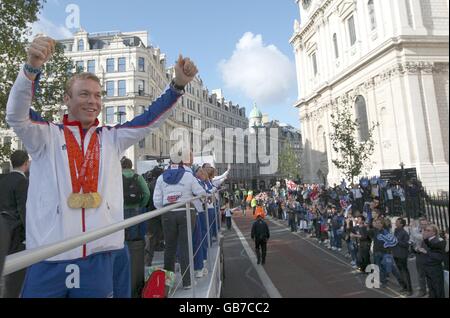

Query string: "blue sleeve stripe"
[116, 87, 181, 130]
[29, 109, 49, 126]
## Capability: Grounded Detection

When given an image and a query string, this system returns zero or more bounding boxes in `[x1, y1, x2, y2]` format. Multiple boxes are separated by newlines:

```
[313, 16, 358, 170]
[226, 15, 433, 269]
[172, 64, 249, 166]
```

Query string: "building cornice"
[294, 35, 449, 108]
[299, 60, 449, 122]
[289, 0, 334, 45]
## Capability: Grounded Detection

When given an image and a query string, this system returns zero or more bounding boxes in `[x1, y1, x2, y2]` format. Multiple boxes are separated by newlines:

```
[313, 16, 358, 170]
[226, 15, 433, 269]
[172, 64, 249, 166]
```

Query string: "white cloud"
[29, 14, 73, 40]
[219, 32, 295, 106]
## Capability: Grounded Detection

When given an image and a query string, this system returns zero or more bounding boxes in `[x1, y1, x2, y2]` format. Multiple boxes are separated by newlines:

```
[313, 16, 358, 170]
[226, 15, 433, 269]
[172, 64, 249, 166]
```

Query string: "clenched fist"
[173, 54, 198, 88]
[27, 36, 56, 69]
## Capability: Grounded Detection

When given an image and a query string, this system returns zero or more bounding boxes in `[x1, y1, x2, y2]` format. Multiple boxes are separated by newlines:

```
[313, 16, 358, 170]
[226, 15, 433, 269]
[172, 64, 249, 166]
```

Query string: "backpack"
[145, 167, 164, 207]
[142, 269, 166, 298]
[123, 174, 144, 205]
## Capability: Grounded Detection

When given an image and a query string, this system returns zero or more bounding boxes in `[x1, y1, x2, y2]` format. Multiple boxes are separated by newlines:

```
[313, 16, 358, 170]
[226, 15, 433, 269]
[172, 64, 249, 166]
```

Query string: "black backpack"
[123, 174, 144, 205]
[142, 167, 163, 210]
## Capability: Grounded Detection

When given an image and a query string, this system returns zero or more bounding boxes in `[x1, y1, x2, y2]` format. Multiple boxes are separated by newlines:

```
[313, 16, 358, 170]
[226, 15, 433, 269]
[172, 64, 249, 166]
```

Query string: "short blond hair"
[426, 224, 440, 236]
[65, 72, 101, 96]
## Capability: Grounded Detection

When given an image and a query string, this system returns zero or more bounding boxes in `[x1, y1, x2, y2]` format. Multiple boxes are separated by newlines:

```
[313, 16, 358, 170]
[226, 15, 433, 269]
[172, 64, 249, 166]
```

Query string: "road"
[221, 209, 404, 298]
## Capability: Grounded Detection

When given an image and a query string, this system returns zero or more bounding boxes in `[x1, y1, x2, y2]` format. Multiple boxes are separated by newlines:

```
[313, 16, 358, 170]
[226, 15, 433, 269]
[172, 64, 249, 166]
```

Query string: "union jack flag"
[285, 179, 297, 191]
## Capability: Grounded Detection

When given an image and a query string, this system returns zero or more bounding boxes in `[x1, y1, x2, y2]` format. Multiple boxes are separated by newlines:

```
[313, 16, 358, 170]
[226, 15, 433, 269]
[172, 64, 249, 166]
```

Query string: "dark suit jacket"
[251, 219, 270, 242]
[393, 227, 410, 259]
[0, 171, 28, 227]
[424, 236, 446, 267]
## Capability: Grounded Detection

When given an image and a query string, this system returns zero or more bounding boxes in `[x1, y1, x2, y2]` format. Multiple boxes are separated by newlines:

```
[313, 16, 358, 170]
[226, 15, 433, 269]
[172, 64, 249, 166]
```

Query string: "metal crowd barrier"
[2, 192, 223, 298]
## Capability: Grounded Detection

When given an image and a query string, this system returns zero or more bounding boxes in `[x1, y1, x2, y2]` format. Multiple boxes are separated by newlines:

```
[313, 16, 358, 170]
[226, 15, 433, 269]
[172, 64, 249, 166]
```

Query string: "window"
[333, 33, 339, 59]
[151, 134, 156, 150]
[138, 57, 145, 72]
[355, 95, 369, 141]
[348, 15, 357, 46]
[106, 58, 114, 73]
[118, 57, 126, 72]
[118, 80, 126, 97]
[77, 39, 84, 51]
[105, 107, 114, 124]
[368, 0, 377, 31]
[311, 52, 318, 76]
[117, 106, 126, 124]
[76, 61, 84, 72]
[87, 60, 95, 73]
[106, 81, 114, 97]
[139, 138, 145, 149]
[138, 80, 145, 96]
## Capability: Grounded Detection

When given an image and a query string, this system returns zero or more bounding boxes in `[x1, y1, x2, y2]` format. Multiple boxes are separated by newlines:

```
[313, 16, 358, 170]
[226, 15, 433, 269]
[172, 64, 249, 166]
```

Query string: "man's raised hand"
[27, 36, 56, 69]
[173, 54, 198, 88]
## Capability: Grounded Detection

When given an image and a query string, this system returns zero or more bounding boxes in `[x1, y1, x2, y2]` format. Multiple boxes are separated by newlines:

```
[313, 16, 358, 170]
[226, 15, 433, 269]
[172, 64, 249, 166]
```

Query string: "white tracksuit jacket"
[6, 68, 182, 261]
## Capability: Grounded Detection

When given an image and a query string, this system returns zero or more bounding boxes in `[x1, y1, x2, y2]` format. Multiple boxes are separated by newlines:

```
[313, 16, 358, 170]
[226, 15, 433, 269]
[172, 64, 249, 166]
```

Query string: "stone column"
[408, 0, 427, 33]
[402, 63, 431, 164]
[324, 103, 338, 185]
[392, 0, 415, 35]
[373, 0, 386, 38]
[385, 68, 410, 165]
[419, 63, 446, 164]
[365, 79, 385, 169]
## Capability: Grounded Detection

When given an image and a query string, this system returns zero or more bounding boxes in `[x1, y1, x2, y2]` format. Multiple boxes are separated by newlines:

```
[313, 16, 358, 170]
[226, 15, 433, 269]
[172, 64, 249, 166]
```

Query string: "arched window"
[77, 39, 84, 51]
[333, 33, 339, 58]
[355, 95, 369, 141]
[368, 0, 377, 31]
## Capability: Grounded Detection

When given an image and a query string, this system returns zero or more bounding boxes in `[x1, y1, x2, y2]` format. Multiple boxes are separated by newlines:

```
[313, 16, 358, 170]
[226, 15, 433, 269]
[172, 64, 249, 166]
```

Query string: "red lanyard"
[64, 127, 100, 193]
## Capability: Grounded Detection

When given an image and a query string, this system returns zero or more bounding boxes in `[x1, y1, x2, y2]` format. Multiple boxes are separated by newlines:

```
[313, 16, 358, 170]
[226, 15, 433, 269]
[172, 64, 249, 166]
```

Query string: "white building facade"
[290, 0, 449, 191]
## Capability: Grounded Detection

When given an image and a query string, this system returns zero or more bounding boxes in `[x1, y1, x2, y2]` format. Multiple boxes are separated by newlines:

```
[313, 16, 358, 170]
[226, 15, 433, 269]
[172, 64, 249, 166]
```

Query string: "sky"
[32, 0, 301, 127]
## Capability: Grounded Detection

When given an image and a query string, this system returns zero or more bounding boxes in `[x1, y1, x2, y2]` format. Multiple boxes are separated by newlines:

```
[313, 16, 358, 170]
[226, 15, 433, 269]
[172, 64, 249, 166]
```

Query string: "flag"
[286, 179, 297, 191]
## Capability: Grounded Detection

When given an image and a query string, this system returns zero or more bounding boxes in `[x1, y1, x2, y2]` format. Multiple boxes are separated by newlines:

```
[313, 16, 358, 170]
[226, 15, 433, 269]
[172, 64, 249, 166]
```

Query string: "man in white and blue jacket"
[153, 154, 207, 289]
[6, 36, 198, 297]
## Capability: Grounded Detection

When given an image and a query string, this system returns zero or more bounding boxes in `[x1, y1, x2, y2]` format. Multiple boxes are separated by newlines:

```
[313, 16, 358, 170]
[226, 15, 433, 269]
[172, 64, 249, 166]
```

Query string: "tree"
[329, 101, 378, 184]
[0, 0, 73, 163]
[279, 142, 300, 179]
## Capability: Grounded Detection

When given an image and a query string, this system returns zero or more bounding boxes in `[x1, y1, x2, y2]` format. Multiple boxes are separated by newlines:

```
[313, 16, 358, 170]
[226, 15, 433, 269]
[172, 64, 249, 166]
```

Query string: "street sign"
[379, 168, 417, 183]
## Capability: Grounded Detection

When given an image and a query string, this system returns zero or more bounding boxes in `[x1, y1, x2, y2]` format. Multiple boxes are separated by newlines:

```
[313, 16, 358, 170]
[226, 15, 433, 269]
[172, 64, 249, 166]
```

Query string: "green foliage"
[279, 142, 300, 179]
[0, 0, 73, 163]
[329, 102, 378, 184]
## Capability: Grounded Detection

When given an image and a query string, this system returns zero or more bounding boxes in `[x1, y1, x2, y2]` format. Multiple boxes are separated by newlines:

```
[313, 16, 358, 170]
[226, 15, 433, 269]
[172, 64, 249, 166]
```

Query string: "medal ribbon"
[64, 127, 100, 194]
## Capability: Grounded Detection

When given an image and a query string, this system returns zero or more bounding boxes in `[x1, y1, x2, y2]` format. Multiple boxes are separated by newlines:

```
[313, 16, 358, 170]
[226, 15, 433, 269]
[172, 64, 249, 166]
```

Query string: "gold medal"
[68, 193, 85, 209]
[90, 192, 102, 208]
[82, 193, 92, 209]
[83, 192, 102, 209]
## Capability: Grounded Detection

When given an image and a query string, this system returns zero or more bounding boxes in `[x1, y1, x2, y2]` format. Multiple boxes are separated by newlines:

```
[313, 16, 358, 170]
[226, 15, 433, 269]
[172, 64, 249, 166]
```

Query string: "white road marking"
[231, 218, 282, 298]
